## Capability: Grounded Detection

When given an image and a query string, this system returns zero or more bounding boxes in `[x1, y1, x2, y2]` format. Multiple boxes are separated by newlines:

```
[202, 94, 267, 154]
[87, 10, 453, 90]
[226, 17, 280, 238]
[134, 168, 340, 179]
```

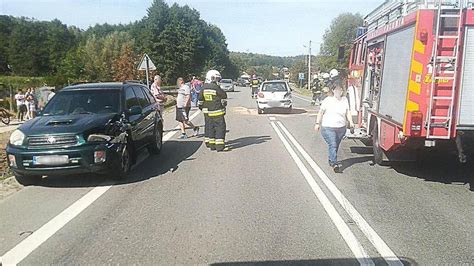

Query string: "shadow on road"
[211, 257, 417, 265]
[390, 152, 473, 187]
[349, 145, 473, 188]
[227, 135, 271, 150]
[339, 155, 373, 171]
[265, 108, 307, 115]
[34, 140, 202, 188]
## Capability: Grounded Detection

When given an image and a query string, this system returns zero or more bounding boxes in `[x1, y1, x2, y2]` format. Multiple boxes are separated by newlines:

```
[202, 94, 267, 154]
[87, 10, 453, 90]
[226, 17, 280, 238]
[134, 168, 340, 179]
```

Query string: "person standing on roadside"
[176, 77, 199, 139]
[26, 93, 36, 119]
[150, 75, 167, 115]
[314, 80, 354, 173]
[191, 76, 203, 107]
[24, 88, 33, 120]
[14, 89, 26, 121]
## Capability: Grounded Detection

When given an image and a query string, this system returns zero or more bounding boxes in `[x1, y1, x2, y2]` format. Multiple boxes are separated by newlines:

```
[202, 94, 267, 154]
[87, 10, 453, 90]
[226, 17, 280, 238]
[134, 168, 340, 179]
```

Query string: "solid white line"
[270, 122, 374, 266]
[0, 186, 111, 265]
[0, 110, 202, 266]
[276, 121, 403, 266]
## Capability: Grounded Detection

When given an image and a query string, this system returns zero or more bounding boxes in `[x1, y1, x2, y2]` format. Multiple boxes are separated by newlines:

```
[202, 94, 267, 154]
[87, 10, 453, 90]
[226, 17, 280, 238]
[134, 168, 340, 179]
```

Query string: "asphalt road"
[0, 86, 473, 265]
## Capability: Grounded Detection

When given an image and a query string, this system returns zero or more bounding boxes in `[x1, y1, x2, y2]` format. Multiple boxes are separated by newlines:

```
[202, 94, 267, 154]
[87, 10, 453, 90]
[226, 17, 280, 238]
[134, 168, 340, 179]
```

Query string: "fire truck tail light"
[410, 111, 423, 136]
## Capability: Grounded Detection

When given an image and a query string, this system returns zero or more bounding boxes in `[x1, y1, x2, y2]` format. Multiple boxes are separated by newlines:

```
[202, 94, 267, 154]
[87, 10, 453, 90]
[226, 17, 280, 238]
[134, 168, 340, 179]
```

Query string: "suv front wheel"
[111, 144, 131, 180]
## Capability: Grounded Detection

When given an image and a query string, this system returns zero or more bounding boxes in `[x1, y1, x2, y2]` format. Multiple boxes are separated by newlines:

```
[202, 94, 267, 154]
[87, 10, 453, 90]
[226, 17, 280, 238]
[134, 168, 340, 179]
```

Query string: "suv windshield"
[42, 89, 121, 116]
[261, 83, 287, 92]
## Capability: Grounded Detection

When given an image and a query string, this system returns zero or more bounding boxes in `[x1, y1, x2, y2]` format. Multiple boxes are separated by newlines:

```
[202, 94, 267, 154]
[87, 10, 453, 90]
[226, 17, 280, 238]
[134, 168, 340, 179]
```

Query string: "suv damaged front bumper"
[6, 135, 125, 177]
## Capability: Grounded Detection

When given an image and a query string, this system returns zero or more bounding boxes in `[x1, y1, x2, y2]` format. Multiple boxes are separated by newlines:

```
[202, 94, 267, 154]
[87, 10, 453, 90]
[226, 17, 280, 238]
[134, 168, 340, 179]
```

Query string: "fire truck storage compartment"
[458, 27, 474, 127]
[379, 25, 415, 123]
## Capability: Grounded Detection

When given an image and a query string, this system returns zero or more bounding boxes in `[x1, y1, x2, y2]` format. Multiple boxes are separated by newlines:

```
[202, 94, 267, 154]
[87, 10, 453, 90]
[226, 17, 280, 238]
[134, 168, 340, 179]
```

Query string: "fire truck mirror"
[337, 46, 345, 62]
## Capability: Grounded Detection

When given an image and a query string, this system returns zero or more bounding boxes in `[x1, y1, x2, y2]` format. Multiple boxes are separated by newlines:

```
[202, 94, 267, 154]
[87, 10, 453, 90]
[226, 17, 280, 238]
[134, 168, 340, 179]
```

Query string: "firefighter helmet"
[205, 70, 222, 83]
[329, 69, 339, 78]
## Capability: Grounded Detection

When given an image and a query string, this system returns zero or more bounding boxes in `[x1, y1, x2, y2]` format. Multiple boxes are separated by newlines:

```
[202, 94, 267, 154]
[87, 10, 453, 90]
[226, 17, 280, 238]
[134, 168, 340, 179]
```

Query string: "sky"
[0, 0, 383, 56]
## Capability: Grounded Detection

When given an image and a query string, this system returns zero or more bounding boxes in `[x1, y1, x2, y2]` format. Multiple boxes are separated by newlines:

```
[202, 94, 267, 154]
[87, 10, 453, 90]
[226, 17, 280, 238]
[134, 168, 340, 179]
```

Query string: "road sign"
[137, 54, 156, 71]
[298, 73, 305, 80]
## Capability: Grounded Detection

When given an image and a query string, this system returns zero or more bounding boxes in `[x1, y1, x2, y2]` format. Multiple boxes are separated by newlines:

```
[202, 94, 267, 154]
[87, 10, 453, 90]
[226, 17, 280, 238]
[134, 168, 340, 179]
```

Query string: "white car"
[220, 79, 234, 92]
[256, 81, 292, 114]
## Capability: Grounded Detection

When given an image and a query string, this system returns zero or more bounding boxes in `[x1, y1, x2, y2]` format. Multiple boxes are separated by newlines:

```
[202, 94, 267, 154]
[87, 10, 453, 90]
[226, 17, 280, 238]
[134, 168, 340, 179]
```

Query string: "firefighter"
[198, 70, 229, 152]
[319, 72, 331, 102]
[250, 74, 260, 98]
[310, 77, 320, 106]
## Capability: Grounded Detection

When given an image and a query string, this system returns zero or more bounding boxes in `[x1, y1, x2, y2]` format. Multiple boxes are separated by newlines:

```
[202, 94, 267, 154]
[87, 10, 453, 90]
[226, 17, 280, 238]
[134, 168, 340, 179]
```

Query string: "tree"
[0, 16, 15, 74]
[318, 13, 363, 71]
[46, 19, 76, 74]
[113, 44, 138, 81]
[8, 20, 50, 76]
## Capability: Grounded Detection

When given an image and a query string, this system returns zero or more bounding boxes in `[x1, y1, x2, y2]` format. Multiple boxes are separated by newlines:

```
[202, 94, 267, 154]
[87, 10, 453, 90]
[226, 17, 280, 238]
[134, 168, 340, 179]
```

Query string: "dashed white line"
[0, 110, 202, 266]
[276, 121, 402, 266]
[269, 116, 276, 121]
[270, 121, 374, 265]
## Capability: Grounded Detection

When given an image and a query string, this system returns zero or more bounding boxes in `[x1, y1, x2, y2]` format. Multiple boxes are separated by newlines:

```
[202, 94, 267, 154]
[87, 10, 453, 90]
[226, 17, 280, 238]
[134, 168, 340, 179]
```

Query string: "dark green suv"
[6, 82, 163, 184]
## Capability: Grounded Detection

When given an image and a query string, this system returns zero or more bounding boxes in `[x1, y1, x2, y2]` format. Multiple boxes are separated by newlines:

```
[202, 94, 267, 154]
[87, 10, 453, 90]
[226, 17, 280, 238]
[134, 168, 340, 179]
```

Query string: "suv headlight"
[9, 130, 25, 146]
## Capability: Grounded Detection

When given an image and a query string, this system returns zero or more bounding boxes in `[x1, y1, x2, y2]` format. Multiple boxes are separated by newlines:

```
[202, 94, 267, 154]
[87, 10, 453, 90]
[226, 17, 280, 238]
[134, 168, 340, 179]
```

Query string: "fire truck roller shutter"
[458, 27, 474, 128]
[379, 25, 416, 124]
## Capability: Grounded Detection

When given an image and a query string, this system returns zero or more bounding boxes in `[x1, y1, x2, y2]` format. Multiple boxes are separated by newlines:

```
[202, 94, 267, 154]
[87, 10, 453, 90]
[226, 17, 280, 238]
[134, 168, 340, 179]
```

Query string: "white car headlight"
[10, 130, 25, 146]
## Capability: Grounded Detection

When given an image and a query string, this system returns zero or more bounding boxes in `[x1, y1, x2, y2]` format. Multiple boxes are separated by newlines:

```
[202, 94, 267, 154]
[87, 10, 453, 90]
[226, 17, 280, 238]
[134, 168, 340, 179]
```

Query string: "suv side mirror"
[128, 106, 142, 116]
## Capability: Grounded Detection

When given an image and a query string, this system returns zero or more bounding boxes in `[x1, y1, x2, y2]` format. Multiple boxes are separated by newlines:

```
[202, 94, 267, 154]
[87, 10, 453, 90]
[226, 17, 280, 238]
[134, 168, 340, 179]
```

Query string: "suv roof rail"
[70, 82, 90, 86]
[123, 80, 144, 84]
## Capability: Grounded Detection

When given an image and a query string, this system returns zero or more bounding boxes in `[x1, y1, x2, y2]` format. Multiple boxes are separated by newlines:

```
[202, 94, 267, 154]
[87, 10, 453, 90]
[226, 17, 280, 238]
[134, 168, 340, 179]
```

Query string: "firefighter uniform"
[198, 82, 228, 151]
[250, 78, 260, 98]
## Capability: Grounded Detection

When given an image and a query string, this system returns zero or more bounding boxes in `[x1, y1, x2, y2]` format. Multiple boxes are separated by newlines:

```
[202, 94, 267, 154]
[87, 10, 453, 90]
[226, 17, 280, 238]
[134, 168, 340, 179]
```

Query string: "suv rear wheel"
[148, 123, 163, 155]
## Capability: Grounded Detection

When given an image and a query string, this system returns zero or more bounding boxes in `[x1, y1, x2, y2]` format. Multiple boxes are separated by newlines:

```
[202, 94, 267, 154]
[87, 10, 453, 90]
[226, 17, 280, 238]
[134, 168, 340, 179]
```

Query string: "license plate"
[33, 155, 69, 166]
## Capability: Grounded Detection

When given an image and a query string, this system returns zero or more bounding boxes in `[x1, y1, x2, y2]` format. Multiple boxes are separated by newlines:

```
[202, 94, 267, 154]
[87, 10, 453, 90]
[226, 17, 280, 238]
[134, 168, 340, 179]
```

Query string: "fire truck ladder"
[426, 0, 464, 139]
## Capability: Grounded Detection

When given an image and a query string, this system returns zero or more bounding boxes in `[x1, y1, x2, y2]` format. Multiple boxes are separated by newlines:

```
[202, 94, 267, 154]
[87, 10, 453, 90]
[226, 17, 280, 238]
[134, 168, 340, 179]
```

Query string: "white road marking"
[270, 122, 374, 265]
[269, 116, 276, 121]
[276, 121, 402, 266]
[0, 110, 202, 266]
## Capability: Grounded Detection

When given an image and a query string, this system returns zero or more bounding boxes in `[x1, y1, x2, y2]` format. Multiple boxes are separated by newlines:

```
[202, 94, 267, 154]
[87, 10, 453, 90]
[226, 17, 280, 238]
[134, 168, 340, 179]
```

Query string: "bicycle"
[0, 107, 11, 125]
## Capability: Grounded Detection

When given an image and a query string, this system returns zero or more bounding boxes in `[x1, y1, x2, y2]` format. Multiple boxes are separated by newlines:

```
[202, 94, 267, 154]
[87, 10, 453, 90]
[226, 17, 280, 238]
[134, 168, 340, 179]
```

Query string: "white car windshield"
[261, 83, 287, 92]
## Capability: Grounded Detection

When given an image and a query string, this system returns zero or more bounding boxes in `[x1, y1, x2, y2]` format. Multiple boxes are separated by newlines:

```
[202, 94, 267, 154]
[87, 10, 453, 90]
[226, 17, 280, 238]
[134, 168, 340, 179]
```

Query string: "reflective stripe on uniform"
[202, 108, 209, 113]
[204, 137, 210, 143]
[203, 89, 217, 95]
[215, 139, 225, 145]
[209, 139, 216, 144]
[208, 109, 225, 117]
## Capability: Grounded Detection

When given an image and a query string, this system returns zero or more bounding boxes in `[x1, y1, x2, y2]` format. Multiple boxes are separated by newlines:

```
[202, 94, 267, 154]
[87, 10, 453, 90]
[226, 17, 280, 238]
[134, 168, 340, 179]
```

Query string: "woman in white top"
[314, 80, 354, 172]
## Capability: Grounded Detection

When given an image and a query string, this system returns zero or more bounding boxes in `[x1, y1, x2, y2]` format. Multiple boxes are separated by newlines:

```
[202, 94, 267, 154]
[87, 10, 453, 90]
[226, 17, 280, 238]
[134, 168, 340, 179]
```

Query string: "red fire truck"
[347, 0, 474, 165]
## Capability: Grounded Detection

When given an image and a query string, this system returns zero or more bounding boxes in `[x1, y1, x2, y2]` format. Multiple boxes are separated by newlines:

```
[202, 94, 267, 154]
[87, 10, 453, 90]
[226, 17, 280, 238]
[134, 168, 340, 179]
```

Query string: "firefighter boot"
[203, 114, 211, 148]
[214, 116, 228, 152]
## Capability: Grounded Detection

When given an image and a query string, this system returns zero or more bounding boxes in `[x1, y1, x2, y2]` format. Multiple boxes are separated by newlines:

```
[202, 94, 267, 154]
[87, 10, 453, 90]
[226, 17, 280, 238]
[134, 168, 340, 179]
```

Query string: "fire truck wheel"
[371, 125, 384, 165]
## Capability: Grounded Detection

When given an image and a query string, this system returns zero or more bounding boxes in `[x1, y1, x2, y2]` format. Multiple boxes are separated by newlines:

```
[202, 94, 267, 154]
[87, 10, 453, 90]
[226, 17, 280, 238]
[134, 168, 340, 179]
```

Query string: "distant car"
[236, 78, 246, 87]
[220, 79, 234, 92]
[256, 81, 292, 114]
[6, 82, 164, 185]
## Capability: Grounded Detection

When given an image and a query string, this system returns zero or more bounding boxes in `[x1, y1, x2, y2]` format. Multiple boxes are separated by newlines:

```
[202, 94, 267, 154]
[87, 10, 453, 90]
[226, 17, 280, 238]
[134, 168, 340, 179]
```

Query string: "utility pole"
[308, 40, 312, 90]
